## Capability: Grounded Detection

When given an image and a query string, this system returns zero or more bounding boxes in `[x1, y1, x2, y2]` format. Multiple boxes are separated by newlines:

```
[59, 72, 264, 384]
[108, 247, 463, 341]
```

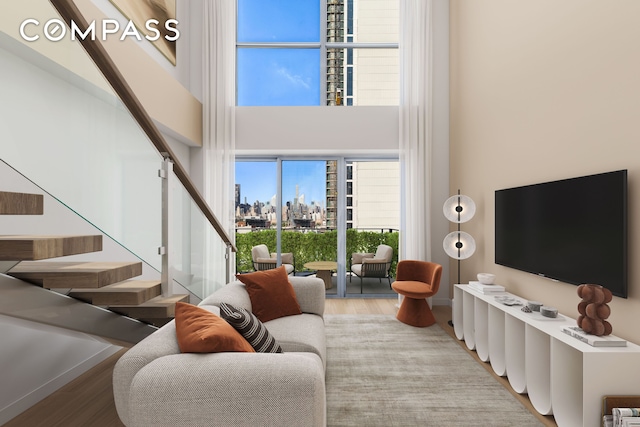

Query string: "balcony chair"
[251, 244, 295, 275]
[349, 244, 393, 293]
[391, 260, 442, 327]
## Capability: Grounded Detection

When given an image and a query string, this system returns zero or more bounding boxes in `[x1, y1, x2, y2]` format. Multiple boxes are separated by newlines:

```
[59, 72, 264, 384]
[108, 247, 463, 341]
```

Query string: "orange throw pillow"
[236, 265, 302, 323]
[174, 302, 255, 353]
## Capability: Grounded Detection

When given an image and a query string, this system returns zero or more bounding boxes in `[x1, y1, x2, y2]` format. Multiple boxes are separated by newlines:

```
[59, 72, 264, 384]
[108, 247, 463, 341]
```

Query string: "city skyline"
[235, 160, 327, 208]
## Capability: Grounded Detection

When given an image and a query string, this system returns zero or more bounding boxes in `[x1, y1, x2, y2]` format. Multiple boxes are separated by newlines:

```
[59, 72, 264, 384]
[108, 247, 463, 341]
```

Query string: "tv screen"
[495, 170, 628, 298]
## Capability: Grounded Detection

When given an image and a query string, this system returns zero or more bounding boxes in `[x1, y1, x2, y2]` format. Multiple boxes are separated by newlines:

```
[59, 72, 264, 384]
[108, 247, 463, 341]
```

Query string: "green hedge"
[236, 229, 399, 276]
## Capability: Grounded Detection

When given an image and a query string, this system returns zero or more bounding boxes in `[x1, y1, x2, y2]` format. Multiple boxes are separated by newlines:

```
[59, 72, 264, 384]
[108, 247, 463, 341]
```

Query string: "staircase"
[0, 191, 188, 328]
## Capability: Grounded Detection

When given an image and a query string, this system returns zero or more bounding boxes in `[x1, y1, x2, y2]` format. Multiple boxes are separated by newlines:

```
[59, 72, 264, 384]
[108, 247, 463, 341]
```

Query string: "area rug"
[324, 315, 544, 426]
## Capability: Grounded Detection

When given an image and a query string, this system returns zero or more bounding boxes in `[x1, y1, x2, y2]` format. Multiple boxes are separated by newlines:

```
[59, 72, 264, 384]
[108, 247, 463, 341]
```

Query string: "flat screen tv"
[495, 170, 628, 298]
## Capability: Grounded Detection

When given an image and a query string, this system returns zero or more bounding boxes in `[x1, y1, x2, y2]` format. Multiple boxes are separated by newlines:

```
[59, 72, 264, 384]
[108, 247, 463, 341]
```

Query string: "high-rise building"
[327, 160, 400, 231]
[326, 0, 399, 107]
[326, 0, 345, 106]
[326, 160, 338, 228]
[347, 161, 400, 230]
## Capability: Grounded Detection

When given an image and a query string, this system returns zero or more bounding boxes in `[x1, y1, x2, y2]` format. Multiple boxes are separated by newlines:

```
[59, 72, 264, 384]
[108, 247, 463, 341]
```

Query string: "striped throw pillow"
[219, 302, 284, 353]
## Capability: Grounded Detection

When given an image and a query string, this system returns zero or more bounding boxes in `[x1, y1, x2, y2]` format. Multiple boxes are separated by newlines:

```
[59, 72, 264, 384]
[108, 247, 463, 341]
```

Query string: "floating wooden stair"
[0, 191, 43, 215]
[69, 280, 162, 306]
[2, 190, 189, 327]
[109, 294, 189, 327]
[0, 235, 102, 261]
[7, 261, 142, 289]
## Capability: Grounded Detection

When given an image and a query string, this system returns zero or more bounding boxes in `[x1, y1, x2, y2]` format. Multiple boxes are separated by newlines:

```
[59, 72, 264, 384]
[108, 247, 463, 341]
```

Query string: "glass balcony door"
[235, 158, 342, 294]
[234, 160, 278, 274]
[345, 160, 399, 296]
[235, 158, 398, 298]
[281, 160, 339, 294]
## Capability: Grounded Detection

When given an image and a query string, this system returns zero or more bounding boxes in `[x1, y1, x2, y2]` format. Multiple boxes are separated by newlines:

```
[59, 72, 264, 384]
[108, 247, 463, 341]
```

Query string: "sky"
[236, 0, 321, 106]
[236, 160, 327, 207]
[235, 1, 326, 205]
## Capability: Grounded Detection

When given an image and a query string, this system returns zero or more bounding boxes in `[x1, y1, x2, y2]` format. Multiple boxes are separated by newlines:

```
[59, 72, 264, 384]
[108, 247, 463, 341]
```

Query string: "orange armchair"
[391, 260, 442, 327]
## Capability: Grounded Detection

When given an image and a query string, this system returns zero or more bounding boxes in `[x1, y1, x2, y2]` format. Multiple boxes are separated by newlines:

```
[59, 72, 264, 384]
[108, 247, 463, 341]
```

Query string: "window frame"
[236, 0, 399, 106]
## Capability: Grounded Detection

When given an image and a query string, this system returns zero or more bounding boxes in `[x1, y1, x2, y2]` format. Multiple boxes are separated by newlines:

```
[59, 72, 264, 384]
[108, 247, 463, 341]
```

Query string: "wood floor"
[4, 299, 556, 427]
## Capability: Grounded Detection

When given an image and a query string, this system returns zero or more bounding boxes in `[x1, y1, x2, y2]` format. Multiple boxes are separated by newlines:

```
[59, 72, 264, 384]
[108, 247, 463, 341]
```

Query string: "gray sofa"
[113, 276, 326, 427]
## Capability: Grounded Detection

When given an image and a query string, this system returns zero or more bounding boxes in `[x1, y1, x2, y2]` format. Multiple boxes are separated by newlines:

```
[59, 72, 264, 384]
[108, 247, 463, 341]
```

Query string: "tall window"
[237, 0, 399, 107]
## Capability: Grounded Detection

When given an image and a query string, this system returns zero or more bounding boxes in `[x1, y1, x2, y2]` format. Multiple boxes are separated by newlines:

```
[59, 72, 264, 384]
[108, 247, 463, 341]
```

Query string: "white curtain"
[399, 0, 433, 261]
[202, 0, 236, 239]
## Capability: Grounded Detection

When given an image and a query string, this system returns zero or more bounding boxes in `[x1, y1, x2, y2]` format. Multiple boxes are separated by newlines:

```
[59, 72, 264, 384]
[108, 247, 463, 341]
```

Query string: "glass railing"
[173, 177, 229, 298]
[0, 30, 163, 271]
[1, 0, 233, 300]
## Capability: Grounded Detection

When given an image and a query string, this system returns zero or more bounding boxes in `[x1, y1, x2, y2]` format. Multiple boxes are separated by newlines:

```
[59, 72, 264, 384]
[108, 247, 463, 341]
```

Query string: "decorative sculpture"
[576, 284, 613, 336]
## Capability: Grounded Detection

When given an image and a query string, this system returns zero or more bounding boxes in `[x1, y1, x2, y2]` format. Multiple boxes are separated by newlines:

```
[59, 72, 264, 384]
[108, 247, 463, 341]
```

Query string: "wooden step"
[68, 280, 161, 305]
[0, 191, 43, 215]
[8, 261, 142, 289]
[0, 235, 102, 261]
[108, 294, 189, 319]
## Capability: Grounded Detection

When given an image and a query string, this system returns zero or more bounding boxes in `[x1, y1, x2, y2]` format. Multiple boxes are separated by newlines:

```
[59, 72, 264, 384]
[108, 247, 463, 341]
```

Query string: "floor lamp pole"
[457, 189, 461, 285]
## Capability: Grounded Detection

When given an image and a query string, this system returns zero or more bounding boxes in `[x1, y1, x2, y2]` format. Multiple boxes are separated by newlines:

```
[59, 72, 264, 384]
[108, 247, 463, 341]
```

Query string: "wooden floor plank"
[3, 349, 127, 427]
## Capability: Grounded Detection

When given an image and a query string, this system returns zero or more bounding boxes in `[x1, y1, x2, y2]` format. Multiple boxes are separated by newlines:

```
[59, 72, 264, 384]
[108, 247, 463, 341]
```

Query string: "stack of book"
[605, 407, 640, 427]
[560, 325, 627, 347]
[468, 281, 505, 294]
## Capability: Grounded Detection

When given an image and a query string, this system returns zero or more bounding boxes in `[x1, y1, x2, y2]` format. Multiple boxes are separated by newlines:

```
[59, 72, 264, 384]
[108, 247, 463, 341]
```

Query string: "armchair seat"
[391, 260, 442, 327]
[349, 244, 393, 293]
[251, 244, 294, 275]
[390, 280, 433, 299]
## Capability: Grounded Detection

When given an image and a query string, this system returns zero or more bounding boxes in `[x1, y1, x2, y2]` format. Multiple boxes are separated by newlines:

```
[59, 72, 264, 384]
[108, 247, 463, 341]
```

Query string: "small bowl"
[527, 301, 543, 312]
[540, 306, 558, 318]
[477, 273, 495, 285]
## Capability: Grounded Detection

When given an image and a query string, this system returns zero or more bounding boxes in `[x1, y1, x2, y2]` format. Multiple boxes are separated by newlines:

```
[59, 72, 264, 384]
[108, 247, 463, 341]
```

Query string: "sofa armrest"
[113, 322, 182, 426]
[126, 352, 326, 427]
[289, 276, 325, 316]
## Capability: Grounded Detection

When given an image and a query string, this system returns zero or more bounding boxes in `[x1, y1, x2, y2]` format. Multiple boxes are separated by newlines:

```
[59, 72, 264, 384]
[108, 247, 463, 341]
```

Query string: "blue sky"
[236, 161, 326, 207]
[237, 0, 320, 106]
[235, 1, 326, 205]
[237, 0, 319, 42]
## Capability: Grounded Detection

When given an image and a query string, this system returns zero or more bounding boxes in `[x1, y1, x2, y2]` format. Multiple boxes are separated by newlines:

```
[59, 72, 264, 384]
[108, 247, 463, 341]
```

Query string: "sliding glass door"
[345, 161, 399, 296]
[281, 160, 339, 294]
[234, 160, 277, 273]
[235, 157, 398, 298]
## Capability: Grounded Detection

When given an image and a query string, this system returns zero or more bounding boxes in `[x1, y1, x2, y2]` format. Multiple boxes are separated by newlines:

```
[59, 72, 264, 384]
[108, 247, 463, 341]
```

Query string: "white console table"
[453, 284, 640, 427]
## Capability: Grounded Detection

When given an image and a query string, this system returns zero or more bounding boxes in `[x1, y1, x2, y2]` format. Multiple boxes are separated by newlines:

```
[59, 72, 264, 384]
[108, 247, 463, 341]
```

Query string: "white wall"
[236, 106, 399, 156]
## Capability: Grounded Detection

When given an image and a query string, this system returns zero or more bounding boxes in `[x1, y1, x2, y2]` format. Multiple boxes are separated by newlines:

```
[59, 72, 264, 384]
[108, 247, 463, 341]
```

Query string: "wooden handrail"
[49, 0, 236, 252]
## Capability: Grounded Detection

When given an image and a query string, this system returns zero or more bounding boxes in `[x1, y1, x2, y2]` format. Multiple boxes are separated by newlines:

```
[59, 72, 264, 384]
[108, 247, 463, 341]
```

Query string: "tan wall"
[75, 0, 202, 146]
[450, 0, 640, 342]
